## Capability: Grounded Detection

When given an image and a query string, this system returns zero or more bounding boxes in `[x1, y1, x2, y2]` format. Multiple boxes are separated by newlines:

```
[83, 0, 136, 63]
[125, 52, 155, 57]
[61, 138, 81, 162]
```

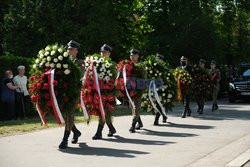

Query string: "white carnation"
[63, 52, 69, 57]
[53, 58, 58, 63]
[35, 59, 40, 64]
[58, 56, 63, 61]
[45, 46, 51, 51]
[50, 63, 55, 68]
[47, 56, 51, 61]
[99, 74, 104, 79]
[39, 50, 43, 55]
[52, 45, 58, 50]
[51, 51, 56, 56]
[162, 93, 166, 96]
[100, 58, 104, 62]
[58, 48, 63, 53]
[64, 69, 71, 75]
[154, 63, 157, 66]
[109, 73, 113, 77]
[56, 63, 61, 68]
[32, 64, 37, 69]
[39, 62, 44, 67]
[105, 63, 111, 68]
[159, 73, 162, 76]
[39, 54, 44, 59]
[45, 62, 50, 67]
[150, 70, 153, 74]
[63, 64, 69, 69]
[45, 51, 49, 56]
[168, 94, 172, 98]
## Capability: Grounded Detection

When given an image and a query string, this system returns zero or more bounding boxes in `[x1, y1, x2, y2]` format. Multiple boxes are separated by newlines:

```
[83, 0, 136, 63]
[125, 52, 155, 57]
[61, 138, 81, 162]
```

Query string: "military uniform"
[59, 40, 82, 149]
[177, 56, 193, 118]
[92, 44, 116, 140]
[210, 60, 220, 111]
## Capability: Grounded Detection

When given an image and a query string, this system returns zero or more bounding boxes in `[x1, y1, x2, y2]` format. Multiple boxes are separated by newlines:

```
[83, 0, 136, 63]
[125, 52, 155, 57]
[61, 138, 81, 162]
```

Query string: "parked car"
[228, 63, 250, 103]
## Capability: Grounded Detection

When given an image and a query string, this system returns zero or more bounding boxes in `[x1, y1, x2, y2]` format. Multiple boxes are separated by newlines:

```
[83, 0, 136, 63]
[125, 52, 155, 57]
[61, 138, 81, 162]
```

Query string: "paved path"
[0, 100, 250, 167]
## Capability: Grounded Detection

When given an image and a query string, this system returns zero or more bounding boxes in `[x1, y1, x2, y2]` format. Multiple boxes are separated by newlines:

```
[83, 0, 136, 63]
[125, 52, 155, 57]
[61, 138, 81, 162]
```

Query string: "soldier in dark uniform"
[129, 49, 144, 133]
[210, 60, 220, 111]
[177, 56, 193, 118]
[92, 44, 117, 140]
[59, 40, 82, 149]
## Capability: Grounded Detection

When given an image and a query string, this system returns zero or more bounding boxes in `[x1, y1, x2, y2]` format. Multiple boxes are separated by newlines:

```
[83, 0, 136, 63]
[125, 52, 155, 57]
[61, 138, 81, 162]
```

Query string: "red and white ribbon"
[35, 102, 47, 125]
[80, 67, 90, 120]
[48, 69, 65, 124]
[123, 65, 136, 115]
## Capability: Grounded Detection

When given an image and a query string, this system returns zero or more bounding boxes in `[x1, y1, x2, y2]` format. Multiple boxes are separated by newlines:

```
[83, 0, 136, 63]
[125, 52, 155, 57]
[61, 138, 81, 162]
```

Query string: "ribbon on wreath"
[123, 65, 136, 115]
[47, 69, 65, 124]
[92, 64, 106, 122]
[80, 66, 90, 120]
[148, 80, 167, 117]
[35, 102, 47, 125]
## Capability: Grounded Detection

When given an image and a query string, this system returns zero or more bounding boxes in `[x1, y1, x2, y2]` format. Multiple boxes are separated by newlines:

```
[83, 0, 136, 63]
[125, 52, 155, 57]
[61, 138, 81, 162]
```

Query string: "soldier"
[177, 56, 192, 118]
[210, 60, 220, 111]
[129, 49, 144, 133]
[59, 40, 82, 149]
[92, 44, 116, 140]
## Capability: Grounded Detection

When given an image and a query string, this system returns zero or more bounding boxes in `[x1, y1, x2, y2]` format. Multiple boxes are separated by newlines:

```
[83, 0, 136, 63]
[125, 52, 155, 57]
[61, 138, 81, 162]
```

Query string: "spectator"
[13, 65, 29, 119]
[1, 70, 19, 120]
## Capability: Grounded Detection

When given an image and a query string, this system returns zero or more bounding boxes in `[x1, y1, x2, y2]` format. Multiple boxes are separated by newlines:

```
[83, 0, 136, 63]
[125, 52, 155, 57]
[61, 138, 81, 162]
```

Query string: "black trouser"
[15, 92, 26, 118]
[3, 101, 16, 120]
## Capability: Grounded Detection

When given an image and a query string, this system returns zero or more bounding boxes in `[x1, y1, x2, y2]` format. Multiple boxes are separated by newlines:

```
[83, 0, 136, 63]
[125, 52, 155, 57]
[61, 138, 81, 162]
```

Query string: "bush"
[0, 55, 37, 120]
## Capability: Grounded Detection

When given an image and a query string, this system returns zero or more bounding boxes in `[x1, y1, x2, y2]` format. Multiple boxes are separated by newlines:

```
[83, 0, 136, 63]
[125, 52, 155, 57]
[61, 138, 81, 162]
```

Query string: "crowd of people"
[0, 66, 29, 120]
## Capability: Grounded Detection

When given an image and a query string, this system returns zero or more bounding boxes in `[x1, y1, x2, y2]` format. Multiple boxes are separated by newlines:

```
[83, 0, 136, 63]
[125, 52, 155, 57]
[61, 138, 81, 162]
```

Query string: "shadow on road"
[59, 143, 149, 158]
[161, 122, 215, 129]
[102, 135, 175, 145]
[140, 129, 198, 137]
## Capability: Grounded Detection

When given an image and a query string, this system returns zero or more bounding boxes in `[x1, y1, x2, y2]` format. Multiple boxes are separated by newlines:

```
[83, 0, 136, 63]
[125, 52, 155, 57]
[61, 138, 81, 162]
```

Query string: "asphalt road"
[0, 99, 250, 167]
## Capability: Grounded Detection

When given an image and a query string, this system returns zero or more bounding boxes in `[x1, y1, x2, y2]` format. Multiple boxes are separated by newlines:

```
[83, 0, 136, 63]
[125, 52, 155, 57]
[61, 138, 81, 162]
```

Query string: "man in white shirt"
[13, 65, 29, 118]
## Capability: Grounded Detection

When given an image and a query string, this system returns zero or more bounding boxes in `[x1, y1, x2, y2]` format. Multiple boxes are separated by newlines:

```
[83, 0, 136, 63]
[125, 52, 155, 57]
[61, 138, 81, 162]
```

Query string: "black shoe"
[187, 109, 192, 116]
[59, 130, 70, 149]
[92, 124, 103, 140]
[107, 123, 116, 137]
[136, 116, 143, 130]
[181, 110, 187, 118]
[212, 104, 216, 111]
[154, 112, 160, 125]
[162, 115, 167, 123]
[71, 125, 81, 144]
[59, 140, 68, 149]
[129, 117, 137, 133]
[214, 104, 219, 110]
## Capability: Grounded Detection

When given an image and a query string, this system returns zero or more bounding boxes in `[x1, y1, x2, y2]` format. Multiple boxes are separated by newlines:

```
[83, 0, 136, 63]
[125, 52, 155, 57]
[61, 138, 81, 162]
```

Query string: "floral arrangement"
[29, 44, 81, 123]
[116, 60, 146, 99]
[191, 65, 212, 100]
[141, 55, 177, 112]
[81, 54, 117, 117]
[173, 68, 192, 100]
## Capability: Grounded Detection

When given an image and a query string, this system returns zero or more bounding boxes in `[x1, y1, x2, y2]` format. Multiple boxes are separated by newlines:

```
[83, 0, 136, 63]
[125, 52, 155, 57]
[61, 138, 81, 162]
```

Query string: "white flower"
[105, 76, 110, 80]
[39, 50, 43, 55]
[150, 70, 153, 74]
[101, 72, 105, 76]
[58, 48, 63, 53]
[58, 56, 63, 61]
[52, 45, 58, 50]
[45, 62, 50, 67]
[100, 58, 104, 62]
[63, 52, 69, 57]
[162, 88, 165, 91]
[90, 56, 94, 60]
[168, 94, 172, 98]
[32, 64, 37, 69]
[53, 58, 58, 63]
[39, 54, 44, 59]
[167, 77, 169, 80]
[63, 64, 69, 69]
[85, 63, 89, 67]
[64, 69, 71, 75]
[45, 51, 50, 56]
[109, 73, 113, 77]
[167, 99, 170, 103]
[146, 67, 148, 70]
[35, 59, 40, 64]
[51, 51, 56, 56]
[85, 57, 89, 62]
[154, 63, 157, 66]
[47, 56, 51, 61]
[45, 46, 51, 51]
[94, 56, 98, 60]
[50, 63, 55, 68]
[162, 93, 166, 96]
[159, 73, 162, 76]
[105, 63, 111, 68]
[39, 62, 44, 67]
[164, 100, 167, 103]
[99, 74, 104, 79]
[56, 63, 61, 68]
[155, 73, 158, 77]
